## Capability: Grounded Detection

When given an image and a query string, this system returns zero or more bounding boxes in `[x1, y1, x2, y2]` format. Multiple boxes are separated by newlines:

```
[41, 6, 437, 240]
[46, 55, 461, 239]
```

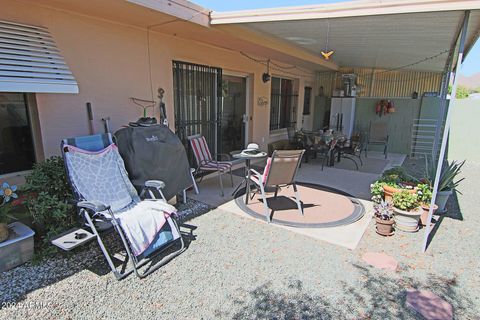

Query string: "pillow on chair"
[261, 157, 272, 184]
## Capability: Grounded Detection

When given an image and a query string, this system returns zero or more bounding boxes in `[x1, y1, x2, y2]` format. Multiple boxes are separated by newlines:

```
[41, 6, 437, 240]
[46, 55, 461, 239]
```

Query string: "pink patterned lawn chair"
[188, 134, 234, 196]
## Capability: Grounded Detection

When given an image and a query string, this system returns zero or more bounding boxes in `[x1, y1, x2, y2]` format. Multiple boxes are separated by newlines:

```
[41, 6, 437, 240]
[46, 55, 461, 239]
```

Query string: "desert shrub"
[23, 156, 75, 244]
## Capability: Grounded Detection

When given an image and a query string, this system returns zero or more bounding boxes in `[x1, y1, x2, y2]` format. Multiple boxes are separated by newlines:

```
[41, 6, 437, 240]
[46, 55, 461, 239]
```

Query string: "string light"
[240, 51, 314, 78]
[242, 49, 450, 85]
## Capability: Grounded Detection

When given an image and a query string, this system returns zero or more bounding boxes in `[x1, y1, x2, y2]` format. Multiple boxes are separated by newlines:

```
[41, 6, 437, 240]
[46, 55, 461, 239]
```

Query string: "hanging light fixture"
[321, 20, 334, 60]
[262, 59, 271, 83]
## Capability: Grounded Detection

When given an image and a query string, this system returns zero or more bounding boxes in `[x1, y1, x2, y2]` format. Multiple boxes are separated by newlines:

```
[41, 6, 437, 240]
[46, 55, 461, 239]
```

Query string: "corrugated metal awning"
[0, 20, 79, 94]
[211, 1, 480, 72]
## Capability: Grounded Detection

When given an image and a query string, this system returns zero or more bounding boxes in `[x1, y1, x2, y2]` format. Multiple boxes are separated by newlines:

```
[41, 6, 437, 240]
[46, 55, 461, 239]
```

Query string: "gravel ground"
[0, 160, 479, 319]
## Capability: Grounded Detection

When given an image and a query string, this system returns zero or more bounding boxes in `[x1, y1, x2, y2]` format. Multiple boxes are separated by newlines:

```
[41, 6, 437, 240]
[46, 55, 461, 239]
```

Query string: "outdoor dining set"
[292, 129, 364, 170]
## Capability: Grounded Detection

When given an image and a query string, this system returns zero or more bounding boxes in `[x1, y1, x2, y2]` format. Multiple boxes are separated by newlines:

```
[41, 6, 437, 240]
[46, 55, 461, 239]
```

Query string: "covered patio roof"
[211, 0, 480, 72]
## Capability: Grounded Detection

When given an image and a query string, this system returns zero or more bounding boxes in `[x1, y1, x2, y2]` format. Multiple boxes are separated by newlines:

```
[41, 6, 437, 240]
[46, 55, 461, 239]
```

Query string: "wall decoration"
[375, 99, 395, 117]
[257, 96, 268, 107]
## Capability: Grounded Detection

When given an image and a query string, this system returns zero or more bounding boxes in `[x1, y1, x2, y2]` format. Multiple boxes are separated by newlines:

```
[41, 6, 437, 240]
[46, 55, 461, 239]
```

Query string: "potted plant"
[424, 158, 465, 212]
[416, 183, 438, 226]
[370, 167, 417, 203]
[381, 167, 417, 202]
[392, 191, 422, 232]
[0, 182, 17, 242]
[374, 200, 394, 236]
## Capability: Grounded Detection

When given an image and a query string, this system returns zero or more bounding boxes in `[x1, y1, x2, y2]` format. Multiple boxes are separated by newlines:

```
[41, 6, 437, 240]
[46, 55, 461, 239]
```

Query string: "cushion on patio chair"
[190, 135, 233, 171]
[250, 157, 272, 185]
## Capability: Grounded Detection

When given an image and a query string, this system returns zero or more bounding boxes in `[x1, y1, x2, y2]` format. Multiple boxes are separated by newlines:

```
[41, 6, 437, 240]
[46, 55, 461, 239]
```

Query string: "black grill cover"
[115, 125, 191, 200]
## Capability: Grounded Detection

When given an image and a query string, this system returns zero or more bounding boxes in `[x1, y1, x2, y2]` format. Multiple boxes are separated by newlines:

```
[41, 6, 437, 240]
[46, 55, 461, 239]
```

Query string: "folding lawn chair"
[188, 134, 233, 196]
[61, 133, 185, 280]
[248, 149, 305, 222]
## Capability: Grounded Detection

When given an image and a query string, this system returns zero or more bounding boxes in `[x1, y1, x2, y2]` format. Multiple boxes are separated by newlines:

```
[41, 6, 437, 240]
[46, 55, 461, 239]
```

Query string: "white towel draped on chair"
[115, 200, 178, 256]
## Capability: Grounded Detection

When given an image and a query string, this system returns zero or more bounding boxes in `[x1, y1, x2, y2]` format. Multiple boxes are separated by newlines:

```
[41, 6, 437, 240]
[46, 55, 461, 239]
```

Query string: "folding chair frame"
[77, 182, 185, 280]
[61, 134, 185, 280]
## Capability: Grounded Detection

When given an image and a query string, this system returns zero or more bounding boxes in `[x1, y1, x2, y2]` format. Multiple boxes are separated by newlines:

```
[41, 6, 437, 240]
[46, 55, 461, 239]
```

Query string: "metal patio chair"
[365, 121, 389, 159]
[188, 134, 233, 196]
[61, 133, 185, 280]
[337, 137, 364, 170]
[316, 139, 338, 170]
[248, 149, 305, 222]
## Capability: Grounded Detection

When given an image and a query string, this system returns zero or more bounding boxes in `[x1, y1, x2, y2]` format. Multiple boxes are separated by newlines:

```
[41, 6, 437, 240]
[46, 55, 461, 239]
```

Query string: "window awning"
[0, 20, 78, 94]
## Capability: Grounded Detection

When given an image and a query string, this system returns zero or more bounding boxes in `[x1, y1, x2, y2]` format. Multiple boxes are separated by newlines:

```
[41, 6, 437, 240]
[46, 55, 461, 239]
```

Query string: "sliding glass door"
[221, 75, 247, 155]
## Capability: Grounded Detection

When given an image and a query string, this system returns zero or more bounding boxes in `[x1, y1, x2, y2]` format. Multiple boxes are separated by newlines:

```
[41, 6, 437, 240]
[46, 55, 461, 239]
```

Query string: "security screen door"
[173, 61, 222, 158]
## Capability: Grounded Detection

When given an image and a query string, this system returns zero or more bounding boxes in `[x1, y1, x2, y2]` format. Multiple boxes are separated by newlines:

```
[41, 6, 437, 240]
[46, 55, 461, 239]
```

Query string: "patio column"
[422, 10, 470, 252]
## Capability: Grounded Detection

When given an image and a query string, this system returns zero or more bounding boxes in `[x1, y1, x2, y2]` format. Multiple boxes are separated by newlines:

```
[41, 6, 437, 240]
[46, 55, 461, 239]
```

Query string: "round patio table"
[232, 151, 267, 203]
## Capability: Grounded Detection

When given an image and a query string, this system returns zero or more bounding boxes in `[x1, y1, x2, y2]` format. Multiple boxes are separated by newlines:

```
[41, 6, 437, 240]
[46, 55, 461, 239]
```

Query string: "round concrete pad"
[362, 252, 398, 271]
[406, 289, 453, 320]
[235, 183, 365, 228]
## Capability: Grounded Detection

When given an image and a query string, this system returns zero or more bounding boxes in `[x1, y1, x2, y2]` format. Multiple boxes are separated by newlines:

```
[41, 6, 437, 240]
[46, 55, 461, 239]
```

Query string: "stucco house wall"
[0, 0, 315, 159]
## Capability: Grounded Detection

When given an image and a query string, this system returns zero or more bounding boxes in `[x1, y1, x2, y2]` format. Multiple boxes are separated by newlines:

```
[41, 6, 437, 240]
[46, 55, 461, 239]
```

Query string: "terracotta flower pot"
[420, 203, 438, 226]
[375, 217, 394, 236]
[383, 185, 416, 203]
[393, 206, 422, 232]
[0, 223, 9, 243]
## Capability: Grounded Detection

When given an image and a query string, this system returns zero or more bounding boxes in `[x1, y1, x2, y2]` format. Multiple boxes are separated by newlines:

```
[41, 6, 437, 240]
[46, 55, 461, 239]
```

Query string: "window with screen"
[269, 77, 298, 131]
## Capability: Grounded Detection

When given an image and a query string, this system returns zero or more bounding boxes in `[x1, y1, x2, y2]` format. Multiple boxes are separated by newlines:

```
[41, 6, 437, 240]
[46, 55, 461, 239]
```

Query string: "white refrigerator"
[329, 97, 356, 139]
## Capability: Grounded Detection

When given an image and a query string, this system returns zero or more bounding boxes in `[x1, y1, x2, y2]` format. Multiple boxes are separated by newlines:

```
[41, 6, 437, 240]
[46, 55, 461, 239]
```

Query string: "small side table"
[51, 228, 96, 251]
[232, 151, 268, 203]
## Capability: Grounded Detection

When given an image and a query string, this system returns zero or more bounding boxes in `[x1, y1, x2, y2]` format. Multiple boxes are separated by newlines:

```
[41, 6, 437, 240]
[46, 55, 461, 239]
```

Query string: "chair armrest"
[248, 168, 264, 185]
[145, 180, 165, 189]
[77, 200, 110, 212]
[141, 180, 167, 202]
[248, 168, 262, 177]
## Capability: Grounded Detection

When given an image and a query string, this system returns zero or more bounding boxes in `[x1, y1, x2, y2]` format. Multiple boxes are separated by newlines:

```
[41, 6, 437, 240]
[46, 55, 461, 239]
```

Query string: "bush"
[23, 157, 75, 244]
[392, 191, 419, 211]
[370, 167, 417, 203]
[416, 183, 432, 204]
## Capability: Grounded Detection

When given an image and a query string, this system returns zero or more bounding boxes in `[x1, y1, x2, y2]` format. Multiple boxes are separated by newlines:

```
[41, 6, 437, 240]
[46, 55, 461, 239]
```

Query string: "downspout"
[422, 10, 470, 253]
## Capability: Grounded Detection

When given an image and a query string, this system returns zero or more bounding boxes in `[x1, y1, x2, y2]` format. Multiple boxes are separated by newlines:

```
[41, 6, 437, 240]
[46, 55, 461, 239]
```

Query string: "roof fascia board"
[213, 24, 338, 71]
[210, 0, 480, 24]
[127, 0, 211, 27]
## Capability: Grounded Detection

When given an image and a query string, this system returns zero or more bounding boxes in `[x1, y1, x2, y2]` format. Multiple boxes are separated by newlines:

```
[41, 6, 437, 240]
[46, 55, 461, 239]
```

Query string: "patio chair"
[248, 149, 305, 222]
[365, 121, 389, 159]
[61, 133, 185, 280]
[337, 137, 364, 170]
[316, 139, 338, 170]
[188, 134, 233, 196]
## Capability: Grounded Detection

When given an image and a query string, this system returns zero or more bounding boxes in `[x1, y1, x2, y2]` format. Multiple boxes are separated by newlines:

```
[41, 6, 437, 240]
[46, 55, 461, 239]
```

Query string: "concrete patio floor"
[186, 152, 405, 249]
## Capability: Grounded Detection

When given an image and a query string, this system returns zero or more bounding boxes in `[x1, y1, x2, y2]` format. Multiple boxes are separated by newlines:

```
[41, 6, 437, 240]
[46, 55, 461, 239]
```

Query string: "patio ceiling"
[211, 1, 480, 73]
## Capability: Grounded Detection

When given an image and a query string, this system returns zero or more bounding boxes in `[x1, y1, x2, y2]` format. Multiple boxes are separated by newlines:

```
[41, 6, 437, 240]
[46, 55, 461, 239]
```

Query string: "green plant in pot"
[424, 158, 465, 213]
[370, 167, 417, 203]
[392, 190, 422, 232]
[374, 200, 394, 236]
[416, 183, 438, 226]
[0, 182, 17, 242]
